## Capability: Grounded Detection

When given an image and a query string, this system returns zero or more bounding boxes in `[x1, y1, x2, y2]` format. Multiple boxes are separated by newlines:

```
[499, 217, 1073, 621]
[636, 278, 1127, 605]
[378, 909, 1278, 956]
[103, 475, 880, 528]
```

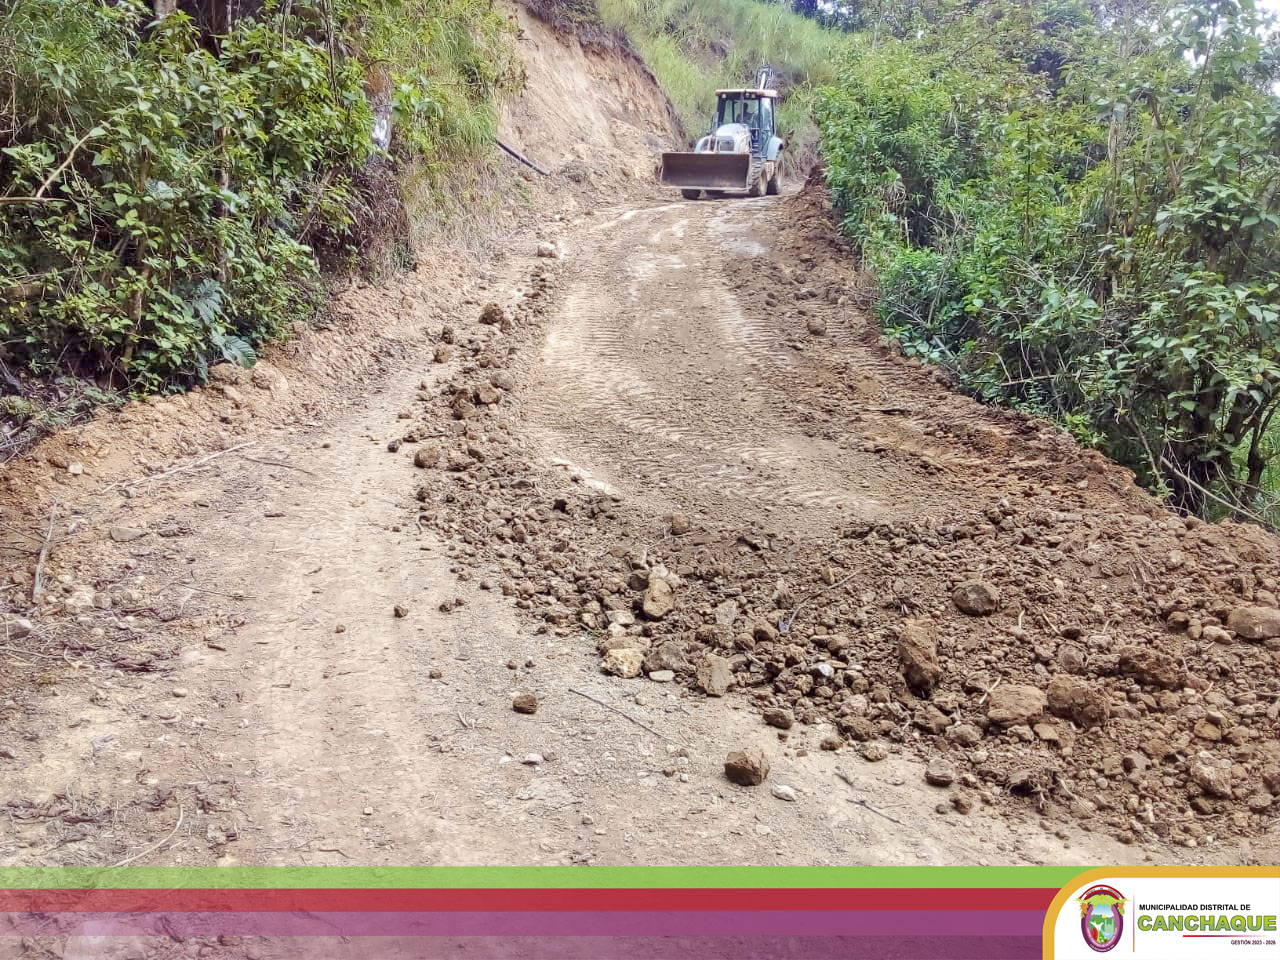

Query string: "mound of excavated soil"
[405, 182, 1280, 851]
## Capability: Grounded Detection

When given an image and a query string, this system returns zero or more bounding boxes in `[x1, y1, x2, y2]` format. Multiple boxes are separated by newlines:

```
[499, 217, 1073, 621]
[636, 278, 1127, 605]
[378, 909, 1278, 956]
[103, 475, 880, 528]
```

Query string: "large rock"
[724, 749, 769, 786]
[924, 760, 956, 787]
[1227, 606, 1280, 640]
[643, 640, 688, 674]
[952, 580, 1001, 616]
[601, 648, 644, 678]
[695, 655, 733, 697]
[1190, 753, 1233, 799]
[641, 579, 675, 620]
[1046, 675, 1109, 728]
[898, 619, 941, 694]
[987, 684, 1047, 727]
[1116, 645, 1185, 689]
[762, 707, 794, 730]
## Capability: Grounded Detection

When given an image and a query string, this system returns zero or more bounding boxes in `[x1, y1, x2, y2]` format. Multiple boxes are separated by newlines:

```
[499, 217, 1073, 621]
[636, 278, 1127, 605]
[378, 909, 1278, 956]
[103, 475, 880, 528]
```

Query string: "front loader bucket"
[660, 152, 751, 191]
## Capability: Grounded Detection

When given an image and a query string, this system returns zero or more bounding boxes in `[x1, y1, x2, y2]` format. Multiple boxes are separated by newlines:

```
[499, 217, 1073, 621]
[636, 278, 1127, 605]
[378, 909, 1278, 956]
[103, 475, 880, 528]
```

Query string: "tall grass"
[597, 0, 846, 160]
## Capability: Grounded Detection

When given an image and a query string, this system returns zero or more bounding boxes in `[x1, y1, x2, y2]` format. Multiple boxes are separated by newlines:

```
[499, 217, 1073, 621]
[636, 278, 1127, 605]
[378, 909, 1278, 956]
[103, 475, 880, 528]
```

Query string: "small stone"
[914, 704, 951, 734]
[947, 723, 982, 747]
[512, 694, 538, 714]
[172, 687, 188, 698]
[1122, 752, 1147, 774]
[668, 513, 691, 536]
[695, 654, 733, 697]
[898, 618, 941, 694]
[820, 736, 843, 751]
[363, 807, 374, 816]
[479, 303, 504, 325]
[1202, 625, 1233, 644]
[601, 648, 645, 678]
[1227, 606, 1280, 640]
[1246, 793, 1274, 813]
[805, 317, 827, 336]
[642, 579, 676, 619]
[859, 741, 888, 762]
[429, 668, 443, 679]
[110, 526, 146, 543]
[647, 670, 675, 683]
[724, 749, 769, 786]
[393, 604, 409, 619]
[762, 707, 794, 730]
[771, 783, 798, 802]
[1046, 675, 1109, 728]
[925, 760, 956, 787]
[951, 793, 974, 814]
[1189, 753, 1233, 798]
[521, 753, 543, 765]
[413, 445, 441, 468]
[952, 580, 1001, 616]
[987, 684, 1047, 727]
[1193, 718, 1223, 741]
[1116, 646, 1184, 689]
[3, 616, 33, 639]
[536, 242, 561, 259]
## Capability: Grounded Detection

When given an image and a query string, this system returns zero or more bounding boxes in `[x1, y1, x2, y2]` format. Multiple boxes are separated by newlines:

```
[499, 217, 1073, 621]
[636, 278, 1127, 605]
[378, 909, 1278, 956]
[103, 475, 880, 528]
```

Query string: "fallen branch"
[834, 769, 904, 825]
[568, 687, 670, 742]
[100, 442, 254, 493]
[238, 454, 319, 477]
[1159, 455, 1272, 529]
[111, 804, 184, 867]
[31, 499, 58, 604]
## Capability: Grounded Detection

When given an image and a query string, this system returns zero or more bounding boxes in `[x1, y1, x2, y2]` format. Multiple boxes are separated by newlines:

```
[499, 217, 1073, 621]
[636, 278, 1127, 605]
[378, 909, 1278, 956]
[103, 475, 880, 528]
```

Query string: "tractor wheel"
[680, 188, 701, 200]
[748, 168, 766, 198]
[766, 163, 782, 196]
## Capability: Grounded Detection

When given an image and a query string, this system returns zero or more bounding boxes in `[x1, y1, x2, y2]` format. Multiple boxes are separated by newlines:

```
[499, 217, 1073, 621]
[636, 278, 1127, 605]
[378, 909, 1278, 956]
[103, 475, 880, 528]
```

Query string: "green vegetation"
[816, 0, 1280, 519]
[0, 0, 513, 435]
[597, 0, 847, 161]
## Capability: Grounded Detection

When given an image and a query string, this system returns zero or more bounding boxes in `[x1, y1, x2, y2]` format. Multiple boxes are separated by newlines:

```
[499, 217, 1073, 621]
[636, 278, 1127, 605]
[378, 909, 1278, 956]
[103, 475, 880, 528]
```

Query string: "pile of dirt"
[396, 182, 1280, 851]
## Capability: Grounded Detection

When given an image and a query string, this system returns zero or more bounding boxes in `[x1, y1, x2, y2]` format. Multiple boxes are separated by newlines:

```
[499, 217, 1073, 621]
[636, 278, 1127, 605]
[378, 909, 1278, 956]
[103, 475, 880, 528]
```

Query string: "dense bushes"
[818, 0, 1280, 517]
[0, 0, 515, 410]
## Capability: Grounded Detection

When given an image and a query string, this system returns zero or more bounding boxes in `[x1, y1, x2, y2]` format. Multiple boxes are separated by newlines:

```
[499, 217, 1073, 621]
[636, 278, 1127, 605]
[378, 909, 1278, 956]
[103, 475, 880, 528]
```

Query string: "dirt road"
[2, 185, 1278, 893]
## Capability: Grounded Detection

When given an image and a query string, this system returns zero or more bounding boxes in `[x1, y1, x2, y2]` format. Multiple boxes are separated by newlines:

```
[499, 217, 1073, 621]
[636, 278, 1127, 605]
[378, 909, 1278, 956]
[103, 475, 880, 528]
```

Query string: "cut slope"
[500, 2, 683, 182]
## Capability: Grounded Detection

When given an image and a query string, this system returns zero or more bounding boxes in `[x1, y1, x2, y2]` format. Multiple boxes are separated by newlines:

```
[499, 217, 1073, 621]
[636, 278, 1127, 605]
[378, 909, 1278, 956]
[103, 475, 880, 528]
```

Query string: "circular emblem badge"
[1077, 884, 1126, 953]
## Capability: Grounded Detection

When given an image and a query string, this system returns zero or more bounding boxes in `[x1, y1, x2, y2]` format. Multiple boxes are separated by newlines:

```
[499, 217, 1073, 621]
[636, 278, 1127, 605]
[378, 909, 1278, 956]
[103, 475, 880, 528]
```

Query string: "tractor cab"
[714, 90, 776, 157]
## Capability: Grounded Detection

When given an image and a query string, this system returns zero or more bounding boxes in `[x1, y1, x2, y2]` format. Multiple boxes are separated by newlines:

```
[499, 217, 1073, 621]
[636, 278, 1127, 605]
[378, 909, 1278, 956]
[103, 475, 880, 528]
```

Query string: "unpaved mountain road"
[2, 185, 1278, 893]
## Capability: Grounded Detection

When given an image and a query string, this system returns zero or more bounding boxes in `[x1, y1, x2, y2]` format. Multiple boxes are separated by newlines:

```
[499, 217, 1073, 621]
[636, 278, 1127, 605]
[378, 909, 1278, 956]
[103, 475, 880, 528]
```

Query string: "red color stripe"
[0, 888, 1056, 913]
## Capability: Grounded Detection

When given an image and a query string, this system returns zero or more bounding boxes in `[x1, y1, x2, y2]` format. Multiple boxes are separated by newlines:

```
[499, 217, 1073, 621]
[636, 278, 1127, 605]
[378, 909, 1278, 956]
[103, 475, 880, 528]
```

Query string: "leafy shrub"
[818, 0, 1280, 518]
[1, 0, 373, 391]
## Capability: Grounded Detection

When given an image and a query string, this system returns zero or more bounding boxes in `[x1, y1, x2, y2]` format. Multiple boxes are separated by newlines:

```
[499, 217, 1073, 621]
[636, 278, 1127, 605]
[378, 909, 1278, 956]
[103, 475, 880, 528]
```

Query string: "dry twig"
[31, 498, 58, 604]
[568, 687, 671, 742]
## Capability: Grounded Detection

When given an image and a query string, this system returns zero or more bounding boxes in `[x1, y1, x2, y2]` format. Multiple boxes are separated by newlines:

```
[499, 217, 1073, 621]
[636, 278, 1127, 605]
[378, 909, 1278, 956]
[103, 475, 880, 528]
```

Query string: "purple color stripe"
[0, 909, 1042, 938]
[0, 934, 1041, 959]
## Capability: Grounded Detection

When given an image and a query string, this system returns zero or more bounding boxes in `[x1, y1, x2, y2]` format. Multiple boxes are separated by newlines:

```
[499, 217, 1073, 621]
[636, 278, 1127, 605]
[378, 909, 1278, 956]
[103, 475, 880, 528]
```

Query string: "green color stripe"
[0, 867, 1088, 890]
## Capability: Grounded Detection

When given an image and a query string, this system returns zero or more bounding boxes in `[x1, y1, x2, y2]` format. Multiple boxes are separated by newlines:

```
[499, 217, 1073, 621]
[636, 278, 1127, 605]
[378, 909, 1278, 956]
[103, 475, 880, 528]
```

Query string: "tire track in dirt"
[524, 197, 947, 528]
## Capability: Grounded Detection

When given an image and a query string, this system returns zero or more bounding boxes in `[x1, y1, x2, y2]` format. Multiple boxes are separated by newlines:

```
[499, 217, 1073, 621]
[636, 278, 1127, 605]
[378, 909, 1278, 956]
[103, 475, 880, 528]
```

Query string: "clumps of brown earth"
[401, 208, 1280, 850]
